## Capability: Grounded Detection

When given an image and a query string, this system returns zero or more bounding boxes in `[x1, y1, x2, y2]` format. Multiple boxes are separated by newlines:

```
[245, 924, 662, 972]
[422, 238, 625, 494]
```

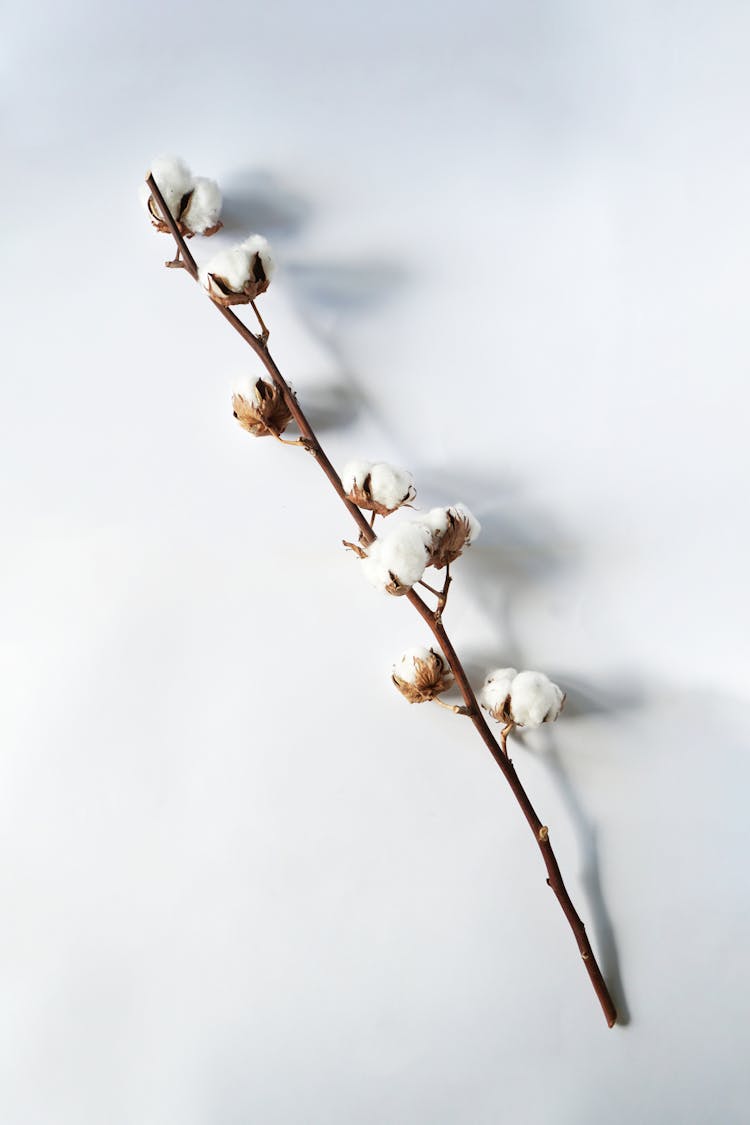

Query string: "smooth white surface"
[3, 2, 750, 1122]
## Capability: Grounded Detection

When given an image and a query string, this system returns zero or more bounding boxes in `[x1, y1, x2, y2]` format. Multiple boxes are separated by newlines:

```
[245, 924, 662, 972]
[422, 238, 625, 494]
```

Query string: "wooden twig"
[145, 173, 618, 1027]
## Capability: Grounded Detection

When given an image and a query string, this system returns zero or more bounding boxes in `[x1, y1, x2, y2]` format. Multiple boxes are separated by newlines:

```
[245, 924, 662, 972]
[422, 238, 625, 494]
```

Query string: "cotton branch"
[144, 172, 618, 1028]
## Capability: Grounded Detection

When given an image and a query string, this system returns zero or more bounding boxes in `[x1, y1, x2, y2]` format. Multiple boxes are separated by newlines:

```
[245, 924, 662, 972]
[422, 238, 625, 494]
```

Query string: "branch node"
[538, 825, 549, 843]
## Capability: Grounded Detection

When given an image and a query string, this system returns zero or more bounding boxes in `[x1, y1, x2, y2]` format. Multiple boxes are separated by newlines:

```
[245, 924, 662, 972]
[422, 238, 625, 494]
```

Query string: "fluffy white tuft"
[241, 234, 276, 280]
[232, 375, 259, 403]
[361, 521, 432, 591]
[340, 458, 372, 494]
[368, 462, 415, 509]
[393, 646, 435, 684]
[341, 458, 415, 510]
[144, 154, 193, 217]
[200, 245, 253, 293]
[509, 670, 564, 729]
[422, 503, 481, 543]
[479, 667, 518, 716]
[181, 176, 222, 233]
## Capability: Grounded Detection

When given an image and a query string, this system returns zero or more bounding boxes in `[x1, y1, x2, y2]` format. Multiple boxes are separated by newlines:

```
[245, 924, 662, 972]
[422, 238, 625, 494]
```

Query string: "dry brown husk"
[392, 649, 453, 703]
[428, 510, 474, 569]
[232, 379, 292, 437]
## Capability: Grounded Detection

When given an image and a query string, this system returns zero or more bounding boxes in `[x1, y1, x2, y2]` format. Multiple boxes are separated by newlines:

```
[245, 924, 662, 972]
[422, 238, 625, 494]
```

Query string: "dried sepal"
[232, 378, 292, 437]
[424, 504, 481, 569]
[392, 647, 453, 703]
[384, 572, 412, 596]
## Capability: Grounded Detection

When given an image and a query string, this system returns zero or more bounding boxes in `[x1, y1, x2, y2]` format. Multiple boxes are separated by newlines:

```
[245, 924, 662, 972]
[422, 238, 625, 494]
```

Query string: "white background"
[3, 2, 749, 1121]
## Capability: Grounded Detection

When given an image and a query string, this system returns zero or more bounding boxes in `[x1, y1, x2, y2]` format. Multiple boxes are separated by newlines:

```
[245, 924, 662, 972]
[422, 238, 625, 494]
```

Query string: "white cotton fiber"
[360, 540, 392, 590]
[361, 521, 432, 592]
[181, 176, 222, 233]
[479, 668, 518, 717]
[341, 459, 372, 494]
[421, 507, 449, 536]
[393, 647, 434, 684]
[342, 458, 415, 511]
[232, 375, 259, 402]
[145, 154, 193, 218]
[200, 245, 253, 294]
[509, 671, 564, 729]
[241, 235, 275, 280]
[368, 463, 415, 509]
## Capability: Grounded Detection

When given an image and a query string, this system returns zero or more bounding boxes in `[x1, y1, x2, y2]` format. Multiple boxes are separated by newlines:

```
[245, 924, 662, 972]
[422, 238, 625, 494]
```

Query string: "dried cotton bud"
[200, 236, 275, 306]
[232, 376, 292, 438]
[141, 155, 223, 237]
[422, 504, 481, 569]
[361, 521, 432, 595]
[341, 458, 416, 515]
[392, 647, 452, 703]
[480, 668, 565, 729]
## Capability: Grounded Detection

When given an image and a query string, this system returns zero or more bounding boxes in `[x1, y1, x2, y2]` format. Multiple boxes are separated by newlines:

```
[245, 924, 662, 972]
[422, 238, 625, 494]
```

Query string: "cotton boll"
[342, 459, 415, 514]
[231, 375, 291, 438]
[361, 521, 431, 594]
[200, 245, 253, 294]
[241, 234, 275, 281]
[393, 647, 435, 684]
[181, 176, 222, 234]
[341, 459, 373, 494]
[479, 667, 518, 720]
[382, 522, 432, 588]
[391, 646, 452, 703]
[422, 503, 481, 569]
[201, 237, 275, 305]
[509, 671, 565, 729]
[368, 463, 416, 510]
[145, 154, 193, 218]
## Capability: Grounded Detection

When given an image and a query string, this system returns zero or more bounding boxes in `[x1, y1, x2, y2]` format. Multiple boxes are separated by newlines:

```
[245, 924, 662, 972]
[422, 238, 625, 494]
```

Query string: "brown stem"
[146, 175, 618, 1028]
[251, 299, 270, 343]
[433, 697, 470, 715]
[435, 563, 451, 621]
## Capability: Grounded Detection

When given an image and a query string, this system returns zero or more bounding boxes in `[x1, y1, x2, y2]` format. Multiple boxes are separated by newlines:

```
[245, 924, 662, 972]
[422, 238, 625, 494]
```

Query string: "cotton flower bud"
[141, 155, 223, 237]
[422, 504, 481, 569]
[361, 521, 432, 595]
[480, 668, 565, 729]
[232, 376, 292, 438]
[392, 647, 452, 703]
[200, 236, 275, 306]
[341, 458, 416, 516]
